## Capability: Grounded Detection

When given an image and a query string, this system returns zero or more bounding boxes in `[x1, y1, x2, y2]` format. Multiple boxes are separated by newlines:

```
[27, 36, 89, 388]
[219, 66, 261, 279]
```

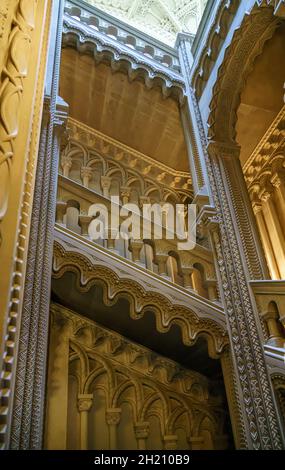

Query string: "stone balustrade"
[250, 280, 285, 361]
[244, 105, 285, 280]
[56, 175, 218, 301]
[64, 0, 182, 75]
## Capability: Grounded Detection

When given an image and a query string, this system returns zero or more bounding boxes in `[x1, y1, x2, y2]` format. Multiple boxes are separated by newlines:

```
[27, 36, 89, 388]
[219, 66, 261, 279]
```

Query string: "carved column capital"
[139, 196, 150, 209]
[77, 394, 93, 412]
[105, 408, 121, 426]
[134, 422, 150, 440]
[81, 167, 93, 187]
[270, 172, 283, 189]
[55, 201, 67, 224]
[259, 188, 272, 203]
[129, 238, 144, 263]
[120, 186, 131, 204]
[78, 214, 92, 237]
[61, 155, 72, 177]
[101, 176, 112, 197]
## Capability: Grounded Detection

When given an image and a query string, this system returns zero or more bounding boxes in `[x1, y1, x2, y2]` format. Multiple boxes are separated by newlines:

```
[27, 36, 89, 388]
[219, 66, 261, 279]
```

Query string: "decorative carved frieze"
[53, 236, 229, 358]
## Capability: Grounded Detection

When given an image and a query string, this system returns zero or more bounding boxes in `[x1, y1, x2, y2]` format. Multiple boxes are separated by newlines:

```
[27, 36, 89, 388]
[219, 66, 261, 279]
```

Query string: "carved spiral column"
[77, 394, 93, 450]
[106, 408, 121, 450]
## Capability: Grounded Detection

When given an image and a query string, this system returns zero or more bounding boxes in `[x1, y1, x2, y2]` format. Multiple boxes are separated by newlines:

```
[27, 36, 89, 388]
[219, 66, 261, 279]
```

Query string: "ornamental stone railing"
[64, 0, 183, 78]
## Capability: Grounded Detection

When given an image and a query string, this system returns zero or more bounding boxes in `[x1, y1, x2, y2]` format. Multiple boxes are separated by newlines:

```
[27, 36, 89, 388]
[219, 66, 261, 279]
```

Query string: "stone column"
[120, 187, 131, 205]
[189, 436, 204, 450]
[106, 408, 121, 450]
[45, 306, 72, 450]
[271, 172, 285, 230]
[163, 435, 178, 450]
[105, 228, 118, 251]
[77, 394, 93, 450]
[81, 167, 93, 188]
[129, 239, 144, 264]
[262, 310, 285, 348]
[78, 214, 92, 237]
[61, 155, 72, 177]
[182, 266, 194, 290]
[56, 201, 67, 225]
[155, 254, 169, 277]
[252, 198, 280, 279]
[260, 187, 285, 278]
[176, 25, 283, 450]
[206, 141, 284, 449]
[205, 280, 218, 302]
[220, 347, 246, 449]
[101, 176, 111, 198]
[134, 422, 149, 450]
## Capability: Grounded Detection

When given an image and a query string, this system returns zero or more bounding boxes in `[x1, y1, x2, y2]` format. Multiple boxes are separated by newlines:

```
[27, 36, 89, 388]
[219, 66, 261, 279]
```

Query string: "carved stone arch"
[69, 340, 90, 388]
[167, 407, 191, 438]
[53, 240, 229, 357]
[207, 4, 281, 143]
[126, 174, 145, 194]
[83, 352, 116, 399]
[140, 391, 169, 432]
[144, 184, 163, 200]
[114, 378, 140, 422]
[65, 139, 89, 161]
[87, 154, 106, 173]
[112, 377, 143, 418]
[106, 162, 126, 180]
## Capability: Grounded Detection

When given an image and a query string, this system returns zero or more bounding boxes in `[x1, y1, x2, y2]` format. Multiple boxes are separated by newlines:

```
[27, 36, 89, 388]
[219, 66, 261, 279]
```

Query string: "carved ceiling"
[85, 0, 207, 45]
[60, 47, 189, 171]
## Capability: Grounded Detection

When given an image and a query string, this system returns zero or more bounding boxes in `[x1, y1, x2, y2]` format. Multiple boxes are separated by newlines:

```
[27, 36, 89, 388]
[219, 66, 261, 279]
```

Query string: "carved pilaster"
[78, 394, 93, 450]
[106, 408, 121, 449]
[208, 141, 268, 280]
[7, 0, 68, 450]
